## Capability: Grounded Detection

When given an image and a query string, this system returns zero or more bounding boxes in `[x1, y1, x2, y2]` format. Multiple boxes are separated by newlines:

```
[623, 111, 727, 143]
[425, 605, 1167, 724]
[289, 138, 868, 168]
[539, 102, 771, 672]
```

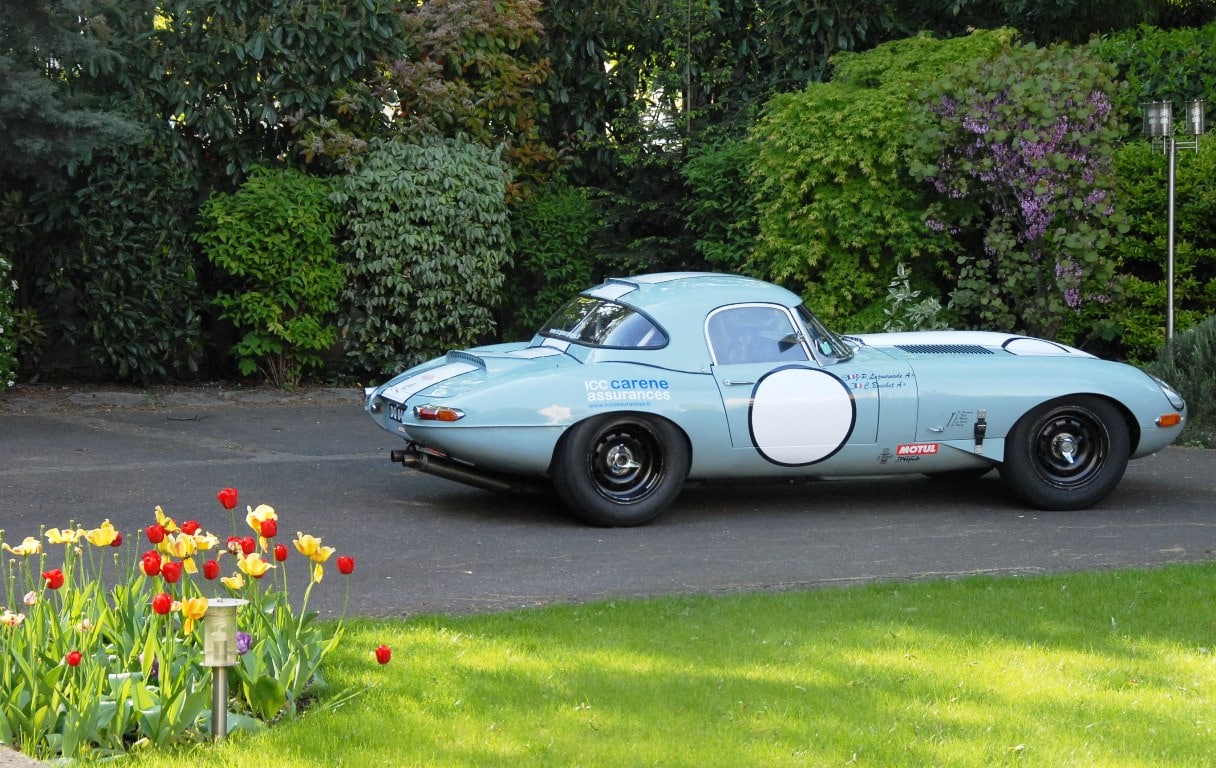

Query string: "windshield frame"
[796, 304, 854, 363]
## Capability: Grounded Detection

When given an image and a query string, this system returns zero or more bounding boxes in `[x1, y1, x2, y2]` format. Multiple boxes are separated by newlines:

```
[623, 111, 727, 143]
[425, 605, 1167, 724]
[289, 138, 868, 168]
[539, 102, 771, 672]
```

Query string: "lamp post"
[203, 597, 247, 740]
[1142, 99, 1206, 340]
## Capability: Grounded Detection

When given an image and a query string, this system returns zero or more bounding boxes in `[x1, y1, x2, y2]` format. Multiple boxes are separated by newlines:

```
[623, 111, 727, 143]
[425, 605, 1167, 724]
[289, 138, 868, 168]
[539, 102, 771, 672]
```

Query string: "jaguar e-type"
[364, 273, 1186, 526]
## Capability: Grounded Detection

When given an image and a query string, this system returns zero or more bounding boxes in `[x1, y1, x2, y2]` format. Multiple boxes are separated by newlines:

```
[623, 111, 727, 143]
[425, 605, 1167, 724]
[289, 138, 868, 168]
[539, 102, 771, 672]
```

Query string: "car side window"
[707, 306, 809, 365]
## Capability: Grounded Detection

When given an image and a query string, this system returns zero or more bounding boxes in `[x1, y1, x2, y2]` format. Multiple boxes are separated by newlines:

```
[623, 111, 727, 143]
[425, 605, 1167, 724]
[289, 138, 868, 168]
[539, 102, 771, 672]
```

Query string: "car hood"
[845, 330, 1095, 359]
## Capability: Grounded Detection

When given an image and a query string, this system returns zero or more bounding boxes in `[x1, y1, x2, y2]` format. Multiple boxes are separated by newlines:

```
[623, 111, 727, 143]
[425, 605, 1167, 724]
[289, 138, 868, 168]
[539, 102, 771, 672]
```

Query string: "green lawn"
[122, 563, 1216, 767]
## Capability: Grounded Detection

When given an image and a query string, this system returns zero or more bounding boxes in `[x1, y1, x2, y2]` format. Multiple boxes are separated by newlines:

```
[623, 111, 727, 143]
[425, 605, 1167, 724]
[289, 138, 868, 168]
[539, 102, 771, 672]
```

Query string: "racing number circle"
[749, 367, 855, 466]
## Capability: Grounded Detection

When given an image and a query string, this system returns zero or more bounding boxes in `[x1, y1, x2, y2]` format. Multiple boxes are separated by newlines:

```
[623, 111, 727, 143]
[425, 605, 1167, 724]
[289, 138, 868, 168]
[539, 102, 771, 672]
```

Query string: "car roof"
[587, 272, 802, 317]
[579, 273, 805, 370]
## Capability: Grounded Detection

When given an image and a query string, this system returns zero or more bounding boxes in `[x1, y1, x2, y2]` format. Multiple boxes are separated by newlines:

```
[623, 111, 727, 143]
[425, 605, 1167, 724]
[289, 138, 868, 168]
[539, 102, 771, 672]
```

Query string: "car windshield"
[539, 296, 667, 349]
[796, 305, 853, 361]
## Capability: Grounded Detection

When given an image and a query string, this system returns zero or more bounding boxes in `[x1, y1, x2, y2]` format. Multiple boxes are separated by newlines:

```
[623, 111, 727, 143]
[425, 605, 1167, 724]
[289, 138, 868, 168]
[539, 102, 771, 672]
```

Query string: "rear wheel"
[999, 396, 1130, 510]
[552, 415, 690, 527]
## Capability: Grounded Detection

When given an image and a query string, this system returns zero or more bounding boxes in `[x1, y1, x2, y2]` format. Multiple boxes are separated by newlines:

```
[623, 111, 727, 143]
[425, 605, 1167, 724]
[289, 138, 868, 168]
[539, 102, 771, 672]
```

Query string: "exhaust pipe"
[391, 447, 547, 496]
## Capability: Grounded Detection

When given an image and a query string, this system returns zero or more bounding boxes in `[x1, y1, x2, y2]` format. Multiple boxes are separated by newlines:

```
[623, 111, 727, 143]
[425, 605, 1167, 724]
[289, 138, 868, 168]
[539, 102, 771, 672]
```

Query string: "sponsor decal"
[946, 410, 974, 429]
[583, 378, 672, 403]
[896, 442, 939, 456]
[839, 371, 915, 391]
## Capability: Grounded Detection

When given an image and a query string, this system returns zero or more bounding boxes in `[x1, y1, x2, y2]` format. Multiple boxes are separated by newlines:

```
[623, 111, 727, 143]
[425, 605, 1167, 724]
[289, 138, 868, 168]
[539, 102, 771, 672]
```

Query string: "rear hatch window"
[540, 296, 667, 349]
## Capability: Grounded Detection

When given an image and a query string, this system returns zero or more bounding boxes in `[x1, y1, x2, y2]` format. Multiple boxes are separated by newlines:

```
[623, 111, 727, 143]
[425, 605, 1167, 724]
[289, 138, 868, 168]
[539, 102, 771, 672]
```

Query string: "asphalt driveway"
[2, 383, 1214, 618]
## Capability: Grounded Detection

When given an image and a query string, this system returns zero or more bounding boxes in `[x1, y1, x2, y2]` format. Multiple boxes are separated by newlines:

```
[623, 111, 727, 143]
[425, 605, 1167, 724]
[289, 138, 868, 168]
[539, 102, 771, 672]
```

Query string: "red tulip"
[181, 520, 201, 535]
[259, 519, 278, 538]
[337, 556, 355, 575]
[226, 536, 243, 556]
[240, 537, 256, 555]
[141, 551, 162, 577]
[217, 487, 239, 510]
[111, 531, 123, 547]
[274, 543, 288, 562]
[161, 561, 183, 584]
[151, 592, 173, 615]
[65, 650, 83, 667]
[145, 524, 166, 544]
[203, 559, 220, 580]
[42, 568, 65, 590]
[375, 644, 392, 665]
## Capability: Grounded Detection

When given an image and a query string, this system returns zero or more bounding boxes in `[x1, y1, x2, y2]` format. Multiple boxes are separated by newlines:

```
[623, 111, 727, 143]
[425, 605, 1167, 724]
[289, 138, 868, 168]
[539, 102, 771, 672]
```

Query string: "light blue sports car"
[365, 273, 1187, 526]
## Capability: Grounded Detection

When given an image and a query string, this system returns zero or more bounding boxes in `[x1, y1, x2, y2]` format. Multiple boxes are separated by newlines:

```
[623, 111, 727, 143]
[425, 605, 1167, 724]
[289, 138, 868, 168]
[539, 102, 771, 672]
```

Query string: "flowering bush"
[910, 40, 1125, 343]
[0, 489, 358, 760]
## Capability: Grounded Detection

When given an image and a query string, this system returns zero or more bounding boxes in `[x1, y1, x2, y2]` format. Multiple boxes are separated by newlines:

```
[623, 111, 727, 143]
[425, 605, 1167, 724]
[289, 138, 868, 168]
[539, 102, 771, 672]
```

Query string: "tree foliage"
[150, 0, 403, 180]
[335, 137, 512, 376]
[910, 42, 1126, 342]
[197, 167, 343, 387]
[380, 0, 554, 190]
[0, 0, 143, 187]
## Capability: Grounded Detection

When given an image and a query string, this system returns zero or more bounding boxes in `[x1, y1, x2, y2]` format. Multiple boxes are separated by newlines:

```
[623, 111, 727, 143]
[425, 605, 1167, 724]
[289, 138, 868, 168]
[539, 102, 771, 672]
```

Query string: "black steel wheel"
[552, 415, 690, 526]
[999, 396, 1130, 510]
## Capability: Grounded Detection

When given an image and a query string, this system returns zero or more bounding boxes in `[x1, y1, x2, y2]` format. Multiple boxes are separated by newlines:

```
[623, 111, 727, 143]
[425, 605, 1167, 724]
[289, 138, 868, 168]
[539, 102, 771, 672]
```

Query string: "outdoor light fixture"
[203, 597, 248, 739]
[1142, 99, 1206, 340]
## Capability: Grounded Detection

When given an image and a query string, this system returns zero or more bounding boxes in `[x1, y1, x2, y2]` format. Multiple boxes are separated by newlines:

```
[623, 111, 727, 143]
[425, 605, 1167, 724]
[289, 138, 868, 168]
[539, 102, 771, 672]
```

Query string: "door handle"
[722, 379, 754, 386]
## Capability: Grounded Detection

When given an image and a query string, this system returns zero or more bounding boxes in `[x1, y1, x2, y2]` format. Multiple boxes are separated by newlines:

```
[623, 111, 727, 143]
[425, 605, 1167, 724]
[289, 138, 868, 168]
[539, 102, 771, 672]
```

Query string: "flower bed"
[0, 488, 361, 760]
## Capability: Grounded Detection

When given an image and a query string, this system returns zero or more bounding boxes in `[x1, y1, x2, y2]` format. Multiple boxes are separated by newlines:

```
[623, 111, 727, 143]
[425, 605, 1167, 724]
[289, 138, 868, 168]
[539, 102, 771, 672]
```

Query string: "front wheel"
[999, 396, 1130, 510]
[552, 415, 690, 527]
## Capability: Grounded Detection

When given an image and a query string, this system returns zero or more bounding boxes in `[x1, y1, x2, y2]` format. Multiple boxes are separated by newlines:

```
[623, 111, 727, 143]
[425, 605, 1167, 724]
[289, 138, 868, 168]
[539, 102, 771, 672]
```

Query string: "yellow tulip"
[221, 572, 245, 591]
[245, 503, 277, 534]
[237, 553, 273, 579]
[161, 533, 197, 559]
[45, 528, 84, 545]
[293, 532, 334, 563]
[153, 505, 180, 533]
[180, 597, 208, 633]
[3, 536, 41, 557]
[85, 519, 119, 547]
[193, 532, 220, 552]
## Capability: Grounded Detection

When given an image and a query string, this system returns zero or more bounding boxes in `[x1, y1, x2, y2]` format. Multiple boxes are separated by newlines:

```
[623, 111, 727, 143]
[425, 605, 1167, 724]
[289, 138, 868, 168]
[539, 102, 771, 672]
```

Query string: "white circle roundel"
[749, 367, 855, 466]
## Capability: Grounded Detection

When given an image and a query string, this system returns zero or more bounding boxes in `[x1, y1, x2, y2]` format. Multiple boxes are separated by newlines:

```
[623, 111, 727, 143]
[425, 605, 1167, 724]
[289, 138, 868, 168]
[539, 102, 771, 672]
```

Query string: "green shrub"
[197, 166, 343, 388]
[44, 139, 206, 382]
[501, 183, 600, 340]
[0, 247, 15, 390]
[1089, 21, 1216, 139]
[335, 136, 511, 376]
[1146, 314, 1216, 447]
[1097, 140, 1216, 362]
[682, 137, 758, 273]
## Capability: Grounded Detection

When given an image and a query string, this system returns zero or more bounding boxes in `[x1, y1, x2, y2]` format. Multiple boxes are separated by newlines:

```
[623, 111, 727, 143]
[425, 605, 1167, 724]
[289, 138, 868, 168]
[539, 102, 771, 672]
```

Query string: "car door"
[707, 304, 885, 467]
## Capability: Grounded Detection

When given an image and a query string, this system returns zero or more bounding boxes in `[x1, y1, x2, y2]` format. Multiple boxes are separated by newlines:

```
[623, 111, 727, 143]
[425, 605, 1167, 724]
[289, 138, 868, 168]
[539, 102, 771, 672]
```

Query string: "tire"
[552, 414, 690, 527]
[999, 396, 1130, 511]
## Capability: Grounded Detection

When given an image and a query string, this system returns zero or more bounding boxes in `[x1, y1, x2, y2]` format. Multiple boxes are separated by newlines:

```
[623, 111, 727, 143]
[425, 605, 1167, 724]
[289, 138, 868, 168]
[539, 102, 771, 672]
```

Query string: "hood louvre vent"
[894, 344, 994, 355]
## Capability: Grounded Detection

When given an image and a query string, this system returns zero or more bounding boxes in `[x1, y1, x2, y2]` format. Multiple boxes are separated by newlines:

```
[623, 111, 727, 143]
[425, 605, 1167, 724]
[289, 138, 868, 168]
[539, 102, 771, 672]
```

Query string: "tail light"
[413, 404, 465, 422]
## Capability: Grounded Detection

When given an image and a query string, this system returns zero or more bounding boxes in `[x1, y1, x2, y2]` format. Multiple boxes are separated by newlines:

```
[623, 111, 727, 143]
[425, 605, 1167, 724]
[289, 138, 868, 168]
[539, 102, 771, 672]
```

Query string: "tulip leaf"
[250, 675, 287, 721]
[0, 709, 13, 744]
